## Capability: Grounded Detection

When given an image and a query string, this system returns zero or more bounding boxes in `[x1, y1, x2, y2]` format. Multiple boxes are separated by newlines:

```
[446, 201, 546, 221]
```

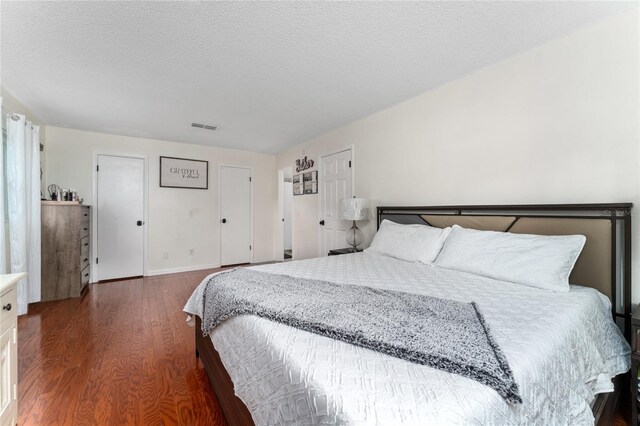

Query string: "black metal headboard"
[377, 203, 633, 337]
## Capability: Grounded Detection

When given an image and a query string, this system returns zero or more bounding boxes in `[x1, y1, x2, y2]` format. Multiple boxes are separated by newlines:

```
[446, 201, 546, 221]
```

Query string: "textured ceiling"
[1, 1, 634, 153]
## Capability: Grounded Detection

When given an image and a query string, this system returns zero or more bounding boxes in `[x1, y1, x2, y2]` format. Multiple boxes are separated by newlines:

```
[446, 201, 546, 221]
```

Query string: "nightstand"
[632, 304, 640, 425]
[328, 248, 363, 256]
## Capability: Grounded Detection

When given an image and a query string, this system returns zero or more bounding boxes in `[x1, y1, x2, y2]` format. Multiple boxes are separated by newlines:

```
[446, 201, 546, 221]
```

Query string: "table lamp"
[339, 198, 370, 252]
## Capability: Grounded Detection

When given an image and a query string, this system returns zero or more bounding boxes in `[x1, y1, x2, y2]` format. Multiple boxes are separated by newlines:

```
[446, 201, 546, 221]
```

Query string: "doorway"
[95, 154, 146, 281]
[277, 167, 294, 261]
[318, 148, 353, 256]
[219, 165, 252, 266]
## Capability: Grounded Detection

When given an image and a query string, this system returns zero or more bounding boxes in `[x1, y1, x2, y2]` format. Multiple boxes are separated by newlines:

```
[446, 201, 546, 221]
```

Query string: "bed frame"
[195, 203, 633, 426]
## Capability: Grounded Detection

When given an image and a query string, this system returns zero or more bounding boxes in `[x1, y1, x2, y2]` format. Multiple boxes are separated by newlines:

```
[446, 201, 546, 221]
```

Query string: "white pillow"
[364, 219, 451, 264]
[433, 225, 586, 291]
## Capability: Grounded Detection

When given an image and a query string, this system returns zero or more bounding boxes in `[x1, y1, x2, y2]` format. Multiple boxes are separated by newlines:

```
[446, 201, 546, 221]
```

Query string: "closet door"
[319, 149, 353, 255]
[220, 166, 252, 266]
[96, 155, 145, 280]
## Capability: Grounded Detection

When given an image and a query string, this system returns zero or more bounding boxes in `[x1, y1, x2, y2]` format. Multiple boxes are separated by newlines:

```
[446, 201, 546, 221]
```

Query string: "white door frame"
[317, 145, 355, 257]
[218, 164, 254, 265]
[92, 152, 149, 282]
[276, 166, 294, 262]
[276, 169, 285, 262]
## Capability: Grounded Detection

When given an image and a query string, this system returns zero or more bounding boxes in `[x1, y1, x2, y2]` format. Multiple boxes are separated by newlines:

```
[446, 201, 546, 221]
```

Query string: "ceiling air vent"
[191, 123, 218, 131]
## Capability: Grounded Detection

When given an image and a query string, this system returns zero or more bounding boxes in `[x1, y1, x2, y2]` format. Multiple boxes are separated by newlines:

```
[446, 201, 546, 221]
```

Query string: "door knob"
[222, 218, 227, 224]
[136, 220, 143, 226]
[319, 220, 325, 226]
[2, 303, 11, 311]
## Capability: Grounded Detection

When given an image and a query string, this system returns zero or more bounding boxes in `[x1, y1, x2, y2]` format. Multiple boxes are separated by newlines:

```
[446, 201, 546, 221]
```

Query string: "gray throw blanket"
[201, 268, 521, 404]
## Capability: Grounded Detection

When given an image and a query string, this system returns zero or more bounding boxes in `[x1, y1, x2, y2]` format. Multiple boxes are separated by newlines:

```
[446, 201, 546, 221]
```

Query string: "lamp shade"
[339, 198, 370, 221]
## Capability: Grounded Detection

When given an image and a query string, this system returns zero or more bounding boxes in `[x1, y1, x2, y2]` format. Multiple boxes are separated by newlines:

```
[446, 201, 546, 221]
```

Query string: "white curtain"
[6, 113, 41, 315]
[0, 97, 6, 275]
[26, 124, 41, 304]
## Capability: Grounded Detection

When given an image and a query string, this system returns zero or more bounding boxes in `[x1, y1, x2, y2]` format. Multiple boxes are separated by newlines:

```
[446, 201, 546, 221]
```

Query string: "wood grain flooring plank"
[19, 268, 226, 425]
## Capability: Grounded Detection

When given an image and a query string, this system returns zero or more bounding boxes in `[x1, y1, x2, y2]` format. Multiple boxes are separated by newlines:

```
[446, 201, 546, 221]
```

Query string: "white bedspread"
[184, 253, 630, 425]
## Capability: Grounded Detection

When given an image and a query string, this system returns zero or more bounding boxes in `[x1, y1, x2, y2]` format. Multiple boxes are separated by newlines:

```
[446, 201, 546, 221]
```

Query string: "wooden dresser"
[41, 202, 91, 301]
[0, 273, 23, 426]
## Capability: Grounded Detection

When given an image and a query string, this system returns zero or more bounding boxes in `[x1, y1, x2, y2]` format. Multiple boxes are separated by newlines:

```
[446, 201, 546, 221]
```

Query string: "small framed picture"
[303, 171, 318, 194]
[293, 174, 303, 195]
[160, 156, 208, 189]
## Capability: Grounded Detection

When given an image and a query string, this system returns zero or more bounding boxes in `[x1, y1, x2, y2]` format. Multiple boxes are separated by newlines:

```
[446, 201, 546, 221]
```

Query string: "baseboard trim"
[146, 264, 222, 277]
[146, 259, 276, 277]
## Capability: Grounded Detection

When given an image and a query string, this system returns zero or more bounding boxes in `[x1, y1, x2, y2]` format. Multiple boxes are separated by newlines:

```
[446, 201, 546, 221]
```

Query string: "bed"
[185, 203, 633, 425]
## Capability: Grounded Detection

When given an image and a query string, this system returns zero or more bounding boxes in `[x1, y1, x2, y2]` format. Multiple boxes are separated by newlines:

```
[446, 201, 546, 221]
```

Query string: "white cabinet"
[0, 327, 16, 426]
[0, 274, 23, 426]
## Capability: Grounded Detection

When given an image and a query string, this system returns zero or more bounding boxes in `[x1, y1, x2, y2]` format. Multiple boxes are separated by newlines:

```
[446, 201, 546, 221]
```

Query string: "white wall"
[1, 87, 47, 135]
[45, 126, 277, 275]
[276, 12, 640, 298]
[283, 181, 293, 251]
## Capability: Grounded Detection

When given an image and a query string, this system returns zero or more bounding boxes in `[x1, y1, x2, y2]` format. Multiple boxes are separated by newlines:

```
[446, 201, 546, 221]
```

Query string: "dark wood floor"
[18, 268, 227, 425]
[17, 267, 632, 425]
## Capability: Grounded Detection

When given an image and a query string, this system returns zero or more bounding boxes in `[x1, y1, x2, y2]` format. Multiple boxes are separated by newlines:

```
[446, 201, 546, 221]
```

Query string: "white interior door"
[97, 155, 144, 280]
[276, 167, 294, 263]
[283, 180, 293, 251]
[319, 149, 352, 255]
[276, 170, 284, 262]
[220, 166, 252, 266]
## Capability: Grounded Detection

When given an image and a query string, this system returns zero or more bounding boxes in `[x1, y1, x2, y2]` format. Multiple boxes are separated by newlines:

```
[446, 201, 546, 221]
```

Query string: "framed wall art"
[303, 170, 318, 194]
[160, 156, 209, 189]
[293, 174, 303, 195]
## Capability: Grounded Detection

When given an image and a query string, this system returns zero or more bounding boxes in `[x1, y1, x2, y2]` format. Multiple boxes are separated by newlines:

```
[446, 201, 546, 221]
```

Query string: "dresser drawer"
[80, 254, 90, 272]
[81, 266, 90, 287]
[80, 224, 90, 239]
[80, 207, 90, 223]
[0, 288, 16, 325]
[81, 236, 90, 259]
